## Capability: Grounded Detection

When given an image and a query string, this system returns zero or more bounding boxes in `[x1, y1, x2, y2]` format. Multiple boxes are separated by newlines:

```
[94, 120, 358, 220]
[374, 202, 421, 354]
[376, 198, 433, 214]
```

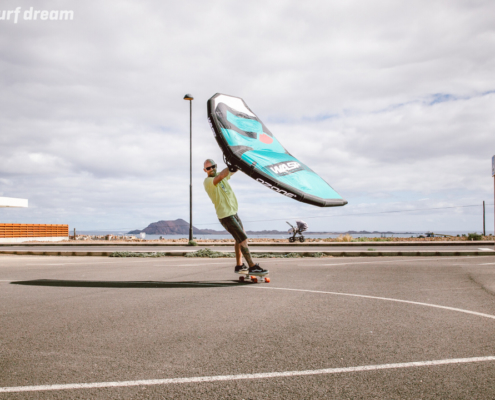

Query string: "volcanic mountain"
[128, 219, 221, 235]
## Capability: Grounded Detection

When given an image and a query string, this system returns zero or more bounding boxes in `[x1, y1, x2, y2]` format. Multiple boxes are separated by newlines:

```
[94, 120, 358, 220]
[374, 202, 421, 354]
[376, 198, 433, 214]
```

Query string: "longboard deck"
[236, 270, 270, 283]
[236, 270, 268, 276]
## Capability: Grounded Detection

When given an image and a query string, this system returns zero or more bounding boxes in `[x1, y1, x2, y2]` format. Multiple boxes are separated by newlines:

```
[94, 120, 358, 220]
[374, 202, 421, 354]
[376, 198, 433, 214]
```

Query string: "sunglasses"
[205, 165, 216, 171]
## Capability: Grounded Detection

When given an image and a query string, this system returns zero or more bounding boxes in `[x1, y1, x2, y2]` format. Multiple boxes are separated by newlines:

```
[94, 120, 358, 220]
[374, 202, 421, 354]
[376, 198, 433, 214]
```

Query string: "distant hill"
[128, 219, 224, 235]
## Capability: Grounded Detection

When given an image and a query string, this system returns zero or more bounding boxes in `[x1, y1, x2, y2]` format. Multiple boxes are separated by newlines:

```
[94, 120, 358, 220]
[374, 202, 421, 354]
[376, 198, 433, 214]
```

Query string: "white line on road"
[22, 259, 188, 266]
[1, 356, 493, 393]
[23, 261, 151, 266]
[451, 264, 479, 266]
[153, 262, 234, 267]
[252, 286, 495, 320]
[153, 259, 304, 267]
[479, 263, 495, 265]
[322, 258, 437, 266]
[148, 259, 304, 268]
[321, 256, 495, 267]
[417, 287, 474, 291]
[478, 248, 495, 251]
[253, 258, 303, 262]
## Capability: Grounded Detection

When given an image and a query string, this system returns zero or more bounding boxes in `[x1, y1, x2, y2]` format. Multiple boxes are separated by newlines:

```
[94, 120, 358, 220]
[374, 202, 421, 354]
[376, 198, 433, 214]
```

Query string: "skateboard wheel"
[239, 276, 245, 282]
[265, 277, 270, 283]
[252, 277, 258, 283]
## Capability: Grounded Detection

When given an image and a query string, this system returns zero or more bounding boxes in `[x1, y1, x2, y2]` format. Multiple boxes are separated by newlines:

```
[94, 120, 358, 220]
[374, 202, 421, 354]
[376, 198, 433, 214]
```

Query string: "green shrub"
[467, 233, 482, 241]
[185, 248, 234, 258]
[308, 252, 324, 258]
[110, 252, 167, 257]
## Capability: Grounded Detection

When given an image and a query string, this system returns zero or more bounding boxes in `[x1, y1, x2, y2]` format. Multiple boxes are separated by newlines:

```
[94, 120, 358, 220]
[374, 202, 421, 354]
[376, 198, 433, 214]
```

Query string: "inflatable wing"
[207, 93, 347, 207]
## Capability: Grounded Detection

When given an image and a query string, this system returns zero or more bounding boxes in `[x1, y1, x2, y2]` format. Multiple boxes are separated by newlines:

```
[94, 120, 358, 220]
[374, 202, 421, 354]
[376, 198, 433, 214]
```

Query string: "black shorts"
[219, 214, 248, 244]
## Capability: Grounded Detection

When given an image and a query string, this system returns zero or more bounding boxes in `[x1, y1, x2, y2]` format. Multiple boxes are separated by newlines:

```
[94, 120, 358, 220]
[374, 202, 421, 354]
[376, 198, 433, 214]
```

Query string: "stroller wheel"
[289, 237, 295, 243]
[299, 236, 305, 242]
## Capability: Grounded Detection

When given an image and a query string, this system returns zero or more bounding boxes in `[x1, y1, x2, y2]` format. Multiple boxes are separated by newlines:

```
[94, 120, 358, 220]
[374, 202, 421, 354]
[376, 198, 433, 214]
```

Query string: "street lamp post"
[492, 155, 495, 249]
[184, 94, 194, 242]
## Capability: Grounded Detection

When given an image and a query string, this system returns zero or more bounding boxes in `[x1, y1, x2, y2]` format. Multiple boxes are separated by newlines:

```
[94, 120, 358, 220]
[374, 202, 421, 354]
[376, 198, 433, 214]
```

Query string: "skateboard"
[236, 270, 270, 283]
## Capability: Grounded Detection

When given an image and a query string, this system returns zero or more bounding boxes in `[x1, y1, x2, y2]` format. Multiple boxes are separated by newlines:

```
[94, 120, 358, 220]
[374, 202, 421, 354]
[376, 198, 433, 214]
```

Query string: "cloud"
[0, 0, 494, 233]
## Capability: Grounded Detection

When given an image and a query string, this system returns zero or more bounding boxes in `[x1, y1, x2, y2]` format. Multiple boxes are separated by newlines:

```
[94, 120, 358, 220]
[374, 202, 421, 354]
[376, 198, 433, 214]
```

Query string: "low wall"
[0, 224, 69, 239]
[0, 237, 68, 243]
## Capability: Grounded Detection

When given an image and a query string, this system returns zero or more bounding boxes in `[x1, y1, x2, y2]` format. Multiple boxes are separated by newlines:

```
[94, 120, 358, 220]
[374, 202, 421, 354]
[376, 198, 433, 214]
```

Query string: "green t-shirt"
[203, 172, 239, 219]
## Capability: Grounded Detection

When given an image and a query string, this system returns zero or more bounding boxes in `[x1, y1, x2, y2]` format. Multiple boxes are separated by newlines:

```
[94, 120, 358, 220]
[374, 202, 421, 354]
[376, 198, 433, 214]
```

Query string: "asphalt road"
[1, 255, 495, 399]
[1, 244, 495, 253]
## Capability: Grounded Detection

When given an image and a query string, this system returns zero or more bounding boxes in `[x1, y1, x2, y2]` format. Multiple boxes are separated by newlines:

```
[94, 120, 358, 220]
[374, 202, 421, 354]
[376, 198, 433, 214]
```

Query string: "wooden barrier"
[0, 224, 69, 238]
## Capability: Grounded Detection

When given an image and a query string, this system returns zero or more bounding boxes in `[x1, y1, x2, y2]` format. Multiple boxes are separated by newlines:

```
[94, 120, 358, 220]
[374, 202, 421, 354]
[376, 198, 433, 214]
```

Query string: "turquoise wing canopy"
[207, 93, 347, 207]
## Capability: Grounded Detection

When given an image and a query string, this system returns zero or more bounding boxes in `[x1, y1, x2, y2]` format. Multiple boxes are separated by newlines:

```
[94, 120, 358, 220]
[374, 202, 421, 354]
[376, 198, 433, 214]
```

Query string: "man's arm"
[213, 167, 235, 186]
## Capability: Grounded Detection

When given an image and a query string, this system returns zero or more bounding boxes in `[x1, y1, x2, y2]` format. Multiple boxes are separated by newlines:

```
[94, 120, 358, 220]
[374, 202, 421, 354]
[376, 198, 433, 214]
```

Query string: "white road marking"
[252, 287, 495, 320]
[417, 287, 474, 291]
[21, 258, 188, 266]
[1, 356, 493, 393]
[322, 258, 436, 266]
[321, 256, 495, 267]
[253, 258, 306, 262]
[148, 259, 302, 268]
[24, 261, 150, 266]
[154, 259, 304, 267]
[452, 262, 495, 266]
[0, 257, 53, 262]
[478, 248, 495, 251]
[24, 260, 170, 267]
[153, 262, 234, 267]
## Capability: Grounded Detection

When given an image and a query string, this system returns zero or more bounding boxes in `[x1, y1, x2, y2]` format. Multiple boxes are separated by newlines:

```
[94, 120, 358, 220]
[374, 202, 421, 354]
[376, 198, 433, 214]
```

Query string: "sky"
[1, 0, 494, 234]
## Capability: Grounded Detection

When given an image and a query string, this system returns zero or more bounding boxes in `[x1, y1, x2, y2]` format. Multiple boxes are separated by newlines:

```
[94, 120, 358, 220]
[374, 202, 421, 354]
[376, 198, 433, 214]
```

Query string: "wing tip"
[322, 198, 348, 207]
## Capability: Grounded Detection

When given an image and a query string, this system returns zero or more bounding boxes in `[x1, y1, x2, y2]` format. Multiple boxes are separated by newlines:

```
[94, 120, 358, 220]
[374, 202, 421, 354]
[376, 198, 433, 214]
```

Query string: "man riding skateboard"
[203, 159, 267, 274]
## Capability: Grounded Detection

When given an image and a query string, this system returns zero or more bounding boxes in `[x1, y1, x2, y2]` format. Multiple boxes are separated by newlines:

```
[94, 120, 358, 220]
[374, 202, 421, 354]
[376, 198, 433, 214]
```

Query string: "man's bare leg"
[235, 242, 242, 266]
[239, 239, 254, 268]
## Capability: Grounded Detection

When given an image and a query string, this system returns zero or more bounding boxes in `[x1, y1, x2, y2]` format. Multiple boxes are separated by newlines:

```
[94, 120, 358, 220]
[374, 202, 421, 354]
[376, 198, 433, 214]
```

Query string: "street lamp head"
[184, 94, 194, 100]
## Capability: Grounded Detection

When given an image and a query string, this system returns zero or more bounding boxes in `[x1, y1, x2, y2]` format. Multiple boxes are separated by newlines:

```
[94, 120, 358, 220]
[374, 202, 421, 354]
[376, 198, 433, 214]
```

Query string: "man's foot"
[235, 263, 248, 272]
[248, 264, 267, 273]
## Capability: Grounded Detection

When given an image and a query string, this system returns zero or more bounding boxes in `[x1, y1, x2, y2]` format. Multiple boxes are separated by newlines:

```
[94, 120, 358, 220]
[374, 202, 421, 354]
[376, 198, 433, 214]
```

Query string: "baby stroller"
[287, 220, 308, 242]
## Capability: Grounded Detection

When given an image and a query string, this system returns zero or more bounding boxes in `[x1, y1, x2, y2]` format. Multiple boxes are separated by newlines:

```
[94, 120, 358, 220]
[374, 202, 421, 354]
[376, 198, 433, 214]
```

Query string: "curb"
[1, 250, 495, 257]
[0, 251, 185, 257]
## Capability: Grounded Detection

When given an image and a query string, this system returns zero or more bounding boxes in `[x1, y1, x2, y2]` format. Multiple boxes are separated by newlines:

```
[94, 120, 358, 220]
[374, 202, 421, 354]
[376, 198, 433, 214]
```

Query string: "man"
[203, 159, 267, 273]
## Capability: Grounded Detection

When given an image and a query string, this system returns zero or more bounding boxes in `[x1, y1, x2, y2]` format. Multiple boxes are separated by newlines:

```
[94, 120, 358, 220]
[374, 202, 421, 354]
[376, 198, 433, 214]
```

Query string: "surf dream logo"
[0, 7, 74, 23]
[267, 161, 304, 176]
[256, 178, 297, 198]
